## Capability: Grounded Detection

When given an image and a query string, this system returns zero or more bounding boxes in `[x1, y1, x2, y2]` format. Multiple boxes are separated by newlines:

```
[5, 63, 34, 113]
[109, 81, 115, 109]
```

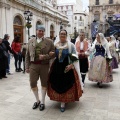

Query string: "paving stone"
[0, 59, 119, 120]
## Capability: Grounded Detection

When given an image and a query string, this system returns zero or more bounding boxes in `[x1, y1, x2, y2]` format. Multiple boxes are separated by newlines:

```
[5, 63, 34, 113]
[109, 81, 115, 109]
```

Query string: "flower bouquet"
[68, 53, 79, 63]
[106, 57, 112, 67]
[64, 53, 79, 73]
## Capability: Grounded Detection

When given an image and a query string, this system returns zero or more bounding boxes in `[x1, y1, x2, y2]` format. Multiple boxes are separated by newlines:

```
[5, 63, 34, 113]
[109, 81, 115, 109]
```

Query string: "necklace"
[60, 42, 66, 46]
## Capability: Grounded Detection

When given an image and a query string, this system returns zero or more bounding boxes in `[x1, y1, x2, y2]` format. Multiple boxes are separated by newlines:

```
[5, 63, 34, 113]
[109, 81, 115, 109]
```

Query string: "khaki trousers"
[29, 63, 49, 88]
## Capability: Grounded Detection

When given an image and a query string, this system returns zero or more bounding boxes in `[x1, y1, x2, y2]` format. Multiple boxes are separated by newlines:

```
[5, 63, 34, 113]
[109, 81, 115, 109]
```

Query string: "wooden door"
[50, 30, 55, 39]
[14, 25, 23, 43]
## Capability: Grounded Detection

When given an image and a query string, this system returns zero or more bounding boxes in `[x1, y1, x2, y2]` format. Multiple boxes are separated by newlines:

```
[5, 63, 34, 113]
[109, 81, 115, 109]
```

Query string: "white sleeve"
[86, 40, 96, 56]
[106, 43, 112, 58]
[73, 61, 83, 90]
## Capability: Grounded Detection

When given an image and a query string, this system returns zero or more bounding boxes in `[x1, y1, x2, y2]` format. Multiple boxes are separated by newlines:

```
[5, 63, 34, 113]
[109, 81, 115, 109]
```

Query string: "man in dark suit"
[2, 34, 13, 75]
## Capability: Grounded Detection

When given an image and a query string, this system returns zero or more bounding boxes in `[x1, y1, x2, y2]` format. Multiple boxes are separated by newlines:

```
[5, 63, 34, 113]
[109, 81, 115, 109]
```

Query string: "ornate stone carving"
[14, 16, 22, 25]
[0, 1, 10, 9]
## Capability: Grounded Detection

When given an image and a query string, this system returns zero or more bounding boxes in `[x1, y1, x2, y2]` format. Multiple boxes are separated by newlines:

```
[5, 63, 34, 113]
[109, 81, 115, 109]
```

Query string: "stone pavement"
[0, 58, 120, 120]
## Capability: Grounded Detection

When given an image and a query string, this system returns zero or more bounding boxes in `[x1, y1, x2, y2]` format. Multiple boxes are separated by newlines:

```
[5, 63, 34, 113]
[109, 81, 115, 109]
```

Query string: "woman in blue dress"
[108, 35, 119, 69]
[88, 33, 113, 88]
[47, 29, 83, 112]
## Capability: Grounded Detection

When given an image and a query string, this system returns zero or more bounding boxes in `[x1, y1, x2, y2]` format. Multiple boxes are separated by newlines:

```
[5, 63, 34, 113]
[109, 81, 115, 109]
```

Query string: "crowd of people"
[25, 25, 120, 113]
[1, 24, 120, 112]
[0, 34, 27, 79]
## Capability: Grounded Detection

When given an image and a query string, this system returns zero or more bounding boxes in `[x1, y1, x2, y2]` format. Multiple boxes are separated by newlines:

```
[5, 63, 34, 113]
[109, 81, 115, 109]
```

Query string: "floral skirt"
[111, 56, 119, 69]
[88, 56, 113, 83]
[47, 69, 82, 103]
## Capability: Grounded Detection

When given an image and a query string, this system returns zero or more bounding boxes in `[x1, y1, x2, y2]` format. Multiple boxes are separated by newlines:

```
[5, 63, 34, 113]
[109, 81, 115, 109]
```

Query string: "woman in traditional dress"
[108, 35, 118, 69]
[115, 37, 120, 63]
[47, 29, 83, 112]
[88, 33, 113, 88]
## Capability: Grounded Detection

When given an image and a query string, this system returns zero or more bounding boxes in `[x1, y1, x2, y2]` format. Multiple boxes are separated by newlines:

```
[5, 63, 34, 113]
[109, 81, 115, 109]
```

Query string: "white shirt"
[80, 41, 84, 50]
[37, 37, 42, 43]
[116, 40, 119, 49]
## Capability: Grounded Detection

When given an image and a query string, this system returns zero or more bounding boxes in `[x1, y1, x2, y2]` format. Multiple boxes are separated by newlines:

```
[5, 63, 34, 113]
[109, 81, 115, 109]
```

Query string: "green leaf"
[68, 53, 79, 63]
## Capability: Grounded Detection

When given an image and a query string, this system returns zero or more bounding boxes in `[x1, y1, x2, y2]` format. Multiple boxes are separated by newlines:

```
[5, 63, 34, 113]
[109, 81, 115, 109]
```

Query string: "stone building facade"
[74, 12, 89, 37]
[57, 0, 84, 35]
[88, 0, 120, 38]
[57, 3, 75, 35]
[0, 0, 68, 43]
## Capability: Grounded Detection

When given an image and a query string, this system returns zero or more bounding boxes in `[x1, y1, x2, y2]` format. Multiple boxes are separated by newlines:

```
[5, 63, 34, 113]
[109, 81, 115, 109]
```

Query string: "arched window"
[75, 16, 77, 20]
[95, 0, 99, 5]
[58, 6, 61, 11]
[94, 11, 100, 21]
[109, 0, 113, 4]
[50, 24, 55, 39]
[50, 25, 54, 31]
[68, 5, 72, 10]
[14, 16, 22, 25]
[107, 11, 114, 21]
[80, 16, 82, 21]
[13, 16, 23, 43]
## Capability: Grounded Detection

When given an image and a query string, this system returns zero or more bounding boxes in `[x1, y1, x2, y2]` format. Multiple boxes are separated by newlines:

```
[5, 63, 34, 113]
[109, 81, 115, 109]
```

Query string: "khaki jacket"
[25, 37, 55, 69]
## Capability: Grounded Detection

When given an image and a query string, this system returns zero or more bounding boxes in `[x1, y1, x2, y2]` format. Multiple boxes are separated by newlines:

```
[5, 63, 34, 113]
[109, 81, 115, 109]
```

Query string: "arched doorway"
[13, 16, 23, 43]
[50, 24, 54, 39]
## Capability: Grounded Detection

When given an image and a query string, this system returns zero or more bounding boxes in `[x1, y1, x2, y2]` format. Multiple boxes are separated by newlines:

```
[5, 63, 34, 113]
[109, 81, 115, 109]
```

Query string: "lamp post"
[24, 10, 33, 40]
[74, 27, 77, 39]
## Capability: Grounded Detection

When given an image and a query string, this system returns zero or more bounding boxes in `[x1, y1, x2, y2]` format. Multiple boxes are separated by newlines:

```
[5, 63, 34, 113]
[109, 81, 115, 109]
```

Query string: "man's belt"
[79, 50, 87, 59]
[79, 56, 87, 59]
[31, 61, 41, 64]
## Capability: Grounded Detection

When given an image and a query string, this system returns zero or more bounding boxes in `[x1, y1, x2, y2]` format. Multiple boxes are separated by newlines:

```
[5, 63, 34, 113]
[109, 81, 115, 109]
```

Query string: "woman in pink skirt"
[88, 33, 113, 88]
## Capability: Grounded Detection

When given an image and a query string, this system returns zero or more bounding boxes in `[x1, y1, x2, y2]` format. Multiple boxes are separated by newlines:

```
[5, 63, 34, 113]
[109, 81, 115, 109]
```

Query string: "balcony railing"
[15, 0, 42, 10]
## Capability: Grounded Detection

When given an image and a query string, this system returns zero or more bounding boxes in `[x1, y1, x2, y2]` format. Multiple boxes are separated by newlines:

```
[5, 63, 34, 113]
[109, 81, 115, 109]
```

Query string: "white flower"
[71, 54, 78, 58]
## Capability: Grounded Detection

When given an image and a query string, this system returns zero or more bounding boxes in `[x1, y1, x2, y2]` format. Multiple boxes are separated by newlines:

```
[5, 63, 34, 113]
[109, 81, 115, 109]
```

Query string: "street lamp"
[74, 27, 77, 39]
[24, 10, 33, 40]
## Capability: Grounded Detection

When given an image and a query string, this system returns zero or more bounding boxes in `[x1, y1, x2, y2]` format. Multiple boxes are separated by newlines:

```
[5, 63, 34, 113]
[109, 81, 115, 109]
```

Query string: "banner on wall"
[91, 22, 99, 38]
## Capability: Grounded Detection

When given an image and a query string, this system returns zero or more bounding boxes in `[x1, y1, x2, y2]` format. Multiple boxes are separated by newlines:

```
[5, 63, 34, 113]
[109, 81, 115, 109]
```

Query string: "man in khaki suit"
[25, 25, 55, 111]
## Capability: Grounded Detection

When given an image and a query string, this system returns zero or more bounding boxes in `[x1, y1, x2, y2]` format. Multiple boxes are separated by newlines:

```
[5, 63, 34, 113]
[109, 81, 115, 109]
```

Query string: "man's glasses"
[80, 35, 84, 36]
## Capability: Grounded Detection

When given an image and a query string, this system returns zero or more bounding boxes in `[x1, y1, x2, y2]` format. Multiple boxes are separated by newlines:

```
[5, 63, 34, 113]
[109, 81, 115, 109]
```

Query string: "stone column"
[45, 16, 49, 37]
[56, 20, 60, 35]
[47, 19, 51, 37]
[88, 6, 93, 38]
[54, 19, 57, 36]
[0, 1, 11, 38]
[0, 8, 5, 37]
